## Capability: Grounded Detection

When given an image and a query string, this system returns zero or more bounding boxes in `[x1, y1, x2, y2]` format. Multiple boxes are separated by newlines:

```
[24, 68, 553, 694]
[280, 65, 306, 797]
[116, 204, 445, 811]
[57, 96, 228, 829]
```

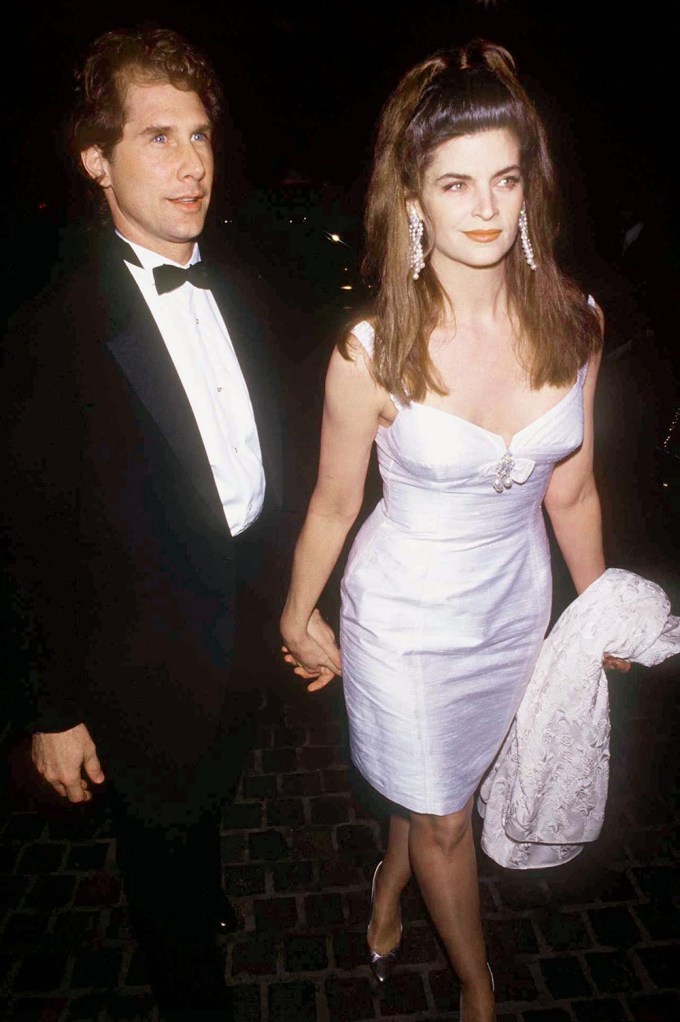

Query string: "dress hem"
[352, 756, 476, 817]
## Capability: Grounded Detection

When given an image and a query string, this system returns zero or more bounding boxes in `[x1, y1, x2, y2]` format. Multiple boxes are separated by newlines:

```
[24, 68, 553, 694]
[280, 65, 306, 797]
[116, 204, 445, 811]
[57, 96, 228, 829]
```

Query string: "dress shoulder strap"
[350, 320, 375, 357]
[577, 294, 599, 385]
[348, 319, 405, 412]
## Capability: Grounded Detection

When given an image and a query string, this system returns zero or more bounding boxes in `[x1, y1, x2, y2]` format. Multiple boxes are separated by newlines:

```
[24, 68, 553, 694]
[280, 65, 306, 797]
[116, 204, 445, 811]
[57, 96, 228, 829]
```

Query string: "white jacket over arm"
[478, 568, 680, 869]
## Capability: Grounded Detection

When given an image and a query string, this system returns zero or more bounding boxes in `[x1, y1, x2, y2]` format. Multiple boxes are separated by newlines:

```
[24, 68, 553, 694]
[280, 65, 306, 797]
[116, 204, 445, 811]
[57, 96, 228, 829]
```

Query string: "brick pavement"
[1, 649, 678, 1022]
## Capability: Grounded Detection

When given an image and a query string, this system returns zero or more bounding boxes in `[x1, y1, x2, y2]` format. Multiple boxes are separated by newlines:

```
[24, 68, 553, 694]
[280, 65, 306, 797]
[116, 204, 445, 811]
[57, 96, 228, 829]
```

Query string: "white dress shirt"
[120, 235, 266, 535]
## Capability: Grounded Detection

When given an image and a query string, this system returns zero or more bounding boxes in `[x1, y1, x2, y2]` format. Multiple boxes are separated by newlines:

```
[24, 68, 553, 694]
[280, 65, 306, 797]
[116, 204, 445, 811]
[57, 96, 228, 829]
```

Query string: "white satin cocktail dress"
[340, 320, 588, 815]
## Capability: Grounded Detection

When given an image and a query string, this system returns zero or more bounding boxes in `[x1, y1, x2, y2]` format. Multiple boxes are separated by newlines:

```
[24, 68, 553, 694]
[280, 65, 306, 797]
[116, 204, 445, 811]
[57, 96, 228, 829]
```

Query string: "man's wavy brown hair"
[72, 27, 223, 169]
[344, 39, 600, 402]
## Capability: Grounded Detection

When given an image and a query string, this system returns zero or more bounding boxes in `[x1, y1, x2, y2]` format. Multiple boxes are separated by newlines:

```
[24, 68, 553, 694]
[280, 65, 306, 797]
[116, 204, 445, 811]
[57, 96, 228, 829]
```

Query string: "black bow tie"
[153, 261, 213, 295]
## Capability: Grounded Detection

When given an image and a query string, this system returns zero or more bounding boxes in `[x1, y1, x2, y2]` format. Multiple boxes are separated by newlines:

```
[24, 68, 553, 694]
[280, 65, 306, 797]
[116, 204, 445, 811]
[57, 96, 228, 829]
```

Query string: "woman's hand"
[603, 654, 631, 673]
[281, 609, 342, 692]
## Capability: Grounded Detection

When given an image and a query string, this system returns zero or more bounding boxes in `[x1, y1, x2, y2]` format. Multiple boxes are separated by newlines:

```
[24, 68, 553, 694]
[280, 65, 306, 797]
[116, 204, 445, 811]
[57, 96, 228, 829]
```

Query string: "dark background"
[4, 0, 673, 308]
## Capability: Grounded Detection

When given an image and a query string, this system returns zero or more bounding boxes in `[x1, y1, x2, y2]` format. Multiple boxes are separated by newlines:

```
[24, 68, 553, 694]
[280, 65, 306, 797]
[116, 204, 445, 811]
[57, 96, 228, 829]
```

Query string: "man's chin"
[166, 219, 209, 245]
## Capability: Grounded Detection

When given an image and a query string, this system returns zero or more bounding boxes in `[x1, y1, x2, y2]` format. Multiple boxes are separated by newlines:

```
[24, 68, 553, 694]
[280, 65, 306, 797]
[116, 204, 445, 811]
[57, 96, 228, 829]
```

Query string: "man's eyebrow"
[137, 122, 212, 138]
[434, 164, 521, 184]
[139, 124, 173, 137]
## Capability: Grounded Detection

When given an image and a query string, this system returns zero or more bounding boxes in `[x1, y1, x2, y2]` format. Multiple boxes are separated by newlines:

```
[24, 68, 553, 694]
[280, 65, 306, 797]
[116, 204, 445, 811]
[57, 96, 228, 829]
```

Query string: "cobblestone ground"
[1, 647, 678, 1022]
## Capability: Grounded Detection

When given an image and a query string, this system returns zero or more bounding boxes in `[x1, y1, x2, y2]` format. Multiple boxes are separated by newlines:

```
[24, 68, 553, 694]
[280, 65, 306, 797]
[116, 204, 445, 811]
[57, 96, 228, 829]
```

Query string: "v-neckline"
[407, 377, 580, 451]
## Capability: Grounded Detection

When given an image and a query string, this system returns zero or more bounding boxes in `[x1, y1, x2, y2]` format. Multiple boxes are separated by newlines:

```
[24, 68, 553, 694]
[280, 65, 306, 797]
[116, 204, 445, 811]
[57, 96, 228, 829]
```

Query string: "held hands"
[32, 723, 105, 803]
[281, 608, 342, 692]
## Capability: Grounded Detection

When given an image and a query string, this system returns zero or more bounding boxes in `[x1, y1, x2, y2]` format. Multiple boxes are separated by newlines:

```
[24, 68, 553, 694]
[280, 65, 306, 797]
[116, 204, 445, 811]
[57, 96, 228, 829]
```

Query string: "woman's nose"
[472, 187, 498, 220]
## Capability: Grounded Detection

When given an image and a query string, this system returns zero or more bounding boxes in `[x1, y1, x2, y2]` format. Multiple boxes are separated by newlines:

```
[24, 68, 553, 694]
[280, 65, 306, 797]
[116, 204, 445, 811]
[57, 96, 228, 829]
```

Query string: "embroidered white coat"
[478, 569, 680, 868]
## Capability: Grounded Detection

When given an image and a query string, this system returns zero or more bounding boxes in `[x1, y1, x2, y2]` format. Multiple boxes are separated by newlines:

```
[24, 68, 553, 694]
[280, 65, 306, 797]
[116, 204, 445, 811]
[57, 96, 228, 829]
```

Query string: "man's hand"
[32, 723, 105, 803]
[281, 609, 342, 693]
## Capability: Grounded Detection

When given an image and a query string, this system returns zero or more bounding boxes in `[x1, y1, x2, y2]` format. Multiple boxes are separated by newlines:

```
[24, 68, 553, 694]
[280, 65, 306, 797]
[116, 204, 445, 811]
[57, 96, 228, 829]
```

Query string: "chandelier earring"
[519, 202, 537, 271]
[408, 207, 426, 280]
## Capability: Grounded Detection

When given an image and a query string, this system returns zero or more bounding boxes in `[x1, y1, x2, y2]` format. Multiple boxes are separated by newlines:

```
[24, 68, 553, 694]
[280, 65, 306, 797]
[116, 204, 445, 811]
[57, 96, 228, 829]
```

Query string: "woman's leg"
[409, 798, 494, 1021]
[368, 812, 412, 953]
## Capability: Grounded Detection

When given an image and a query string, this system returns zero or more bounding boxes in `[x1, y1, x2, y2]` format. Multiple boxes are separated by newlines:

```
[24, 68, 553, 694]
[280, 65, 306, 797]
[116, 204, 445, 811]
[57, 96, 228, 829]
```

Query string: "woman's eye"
[498, 176, 520, 189]
[445, 181, 465, 192]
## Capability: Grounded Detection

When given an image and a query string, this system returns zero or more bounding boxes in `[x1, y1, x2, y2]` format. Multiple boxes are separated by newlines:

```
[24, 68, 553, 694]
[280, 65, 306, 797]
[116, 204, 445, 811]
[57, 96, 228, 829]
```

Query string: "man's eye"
[192, 132, 209, 142]
[152, 134, 167, 144]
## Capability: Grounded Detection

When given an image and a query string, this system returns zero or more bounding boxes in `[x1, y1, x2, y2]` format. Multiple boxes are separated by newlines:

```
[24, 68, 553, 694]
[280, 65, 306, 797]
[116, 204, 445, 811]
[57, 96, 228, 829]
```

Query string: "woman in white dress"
[280, 40, 622, 1021]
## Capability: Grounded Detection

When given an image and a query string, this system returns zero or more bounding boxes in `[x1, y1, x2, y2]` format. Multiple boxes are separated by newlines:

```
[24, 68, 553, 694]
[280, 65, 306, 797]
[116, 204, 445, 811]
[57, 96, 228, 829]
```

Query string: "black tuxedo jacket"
[3, 233, 283, 812]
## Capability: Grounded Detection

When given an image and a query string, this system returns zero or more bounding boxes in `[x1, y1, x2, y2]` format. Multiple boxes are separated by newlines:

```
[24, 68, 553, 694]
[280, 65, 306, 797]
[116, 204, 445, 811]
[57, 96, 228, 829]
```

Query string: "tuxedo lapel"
[100, 248, 228, 526]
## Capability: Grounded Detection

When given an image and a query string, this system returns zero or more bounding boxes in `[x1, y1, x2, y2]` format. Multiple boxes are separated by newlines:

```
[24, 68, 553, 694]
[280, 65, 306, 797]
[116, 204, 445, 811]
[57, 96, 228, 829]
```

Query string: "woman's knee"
[410, 803, 472, 857]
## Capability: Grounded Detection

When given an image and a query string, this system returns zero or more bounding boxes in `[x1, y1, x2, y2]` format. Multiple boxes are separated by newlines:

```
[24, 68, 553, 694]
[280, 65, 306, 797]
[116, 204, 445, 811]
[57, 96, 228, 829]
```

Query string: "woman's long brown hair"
[342, 39, 601, 403]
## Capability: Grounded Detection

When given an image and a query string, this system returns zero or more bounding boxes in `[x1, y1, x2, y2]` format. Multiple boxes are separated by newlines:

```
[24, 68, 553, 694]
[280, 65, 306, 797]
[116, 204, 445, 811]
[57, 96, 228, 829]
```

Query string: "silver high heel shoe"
[367, 860, 403, 984]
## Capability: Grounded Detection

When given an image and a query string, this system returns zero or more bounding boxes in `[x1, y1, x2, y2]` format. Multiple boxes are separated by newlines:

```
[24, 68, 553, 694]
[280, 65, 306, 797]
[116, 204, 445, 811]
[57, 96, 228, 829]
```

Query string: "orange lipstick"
[463, 230, 502, 242]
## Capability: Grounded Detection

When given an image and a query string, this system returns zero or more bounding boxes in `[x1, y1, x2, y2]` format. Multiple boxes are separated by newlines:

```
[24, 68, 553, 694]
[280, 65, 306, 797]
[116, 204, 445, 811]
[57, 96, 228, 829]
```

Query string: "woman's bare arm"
[544, 346, 605, 596]
[280, 337, 391, 690]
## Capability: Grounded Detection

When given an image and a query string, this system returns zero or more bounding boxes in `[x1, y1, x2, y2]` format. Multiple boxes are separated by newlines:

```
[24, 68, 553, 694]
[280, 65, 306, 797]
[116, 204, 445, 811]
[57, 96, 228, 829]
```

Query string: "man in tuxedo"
[3, 27, 282, 1020]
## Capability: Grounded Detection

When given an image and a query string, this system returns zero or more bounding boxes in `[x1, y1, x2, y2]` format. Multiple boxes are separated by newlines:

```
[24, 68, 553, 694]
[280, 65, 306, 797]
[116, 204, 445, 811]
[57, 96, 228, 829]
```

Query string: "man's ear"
[81, 146, 110, 187]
